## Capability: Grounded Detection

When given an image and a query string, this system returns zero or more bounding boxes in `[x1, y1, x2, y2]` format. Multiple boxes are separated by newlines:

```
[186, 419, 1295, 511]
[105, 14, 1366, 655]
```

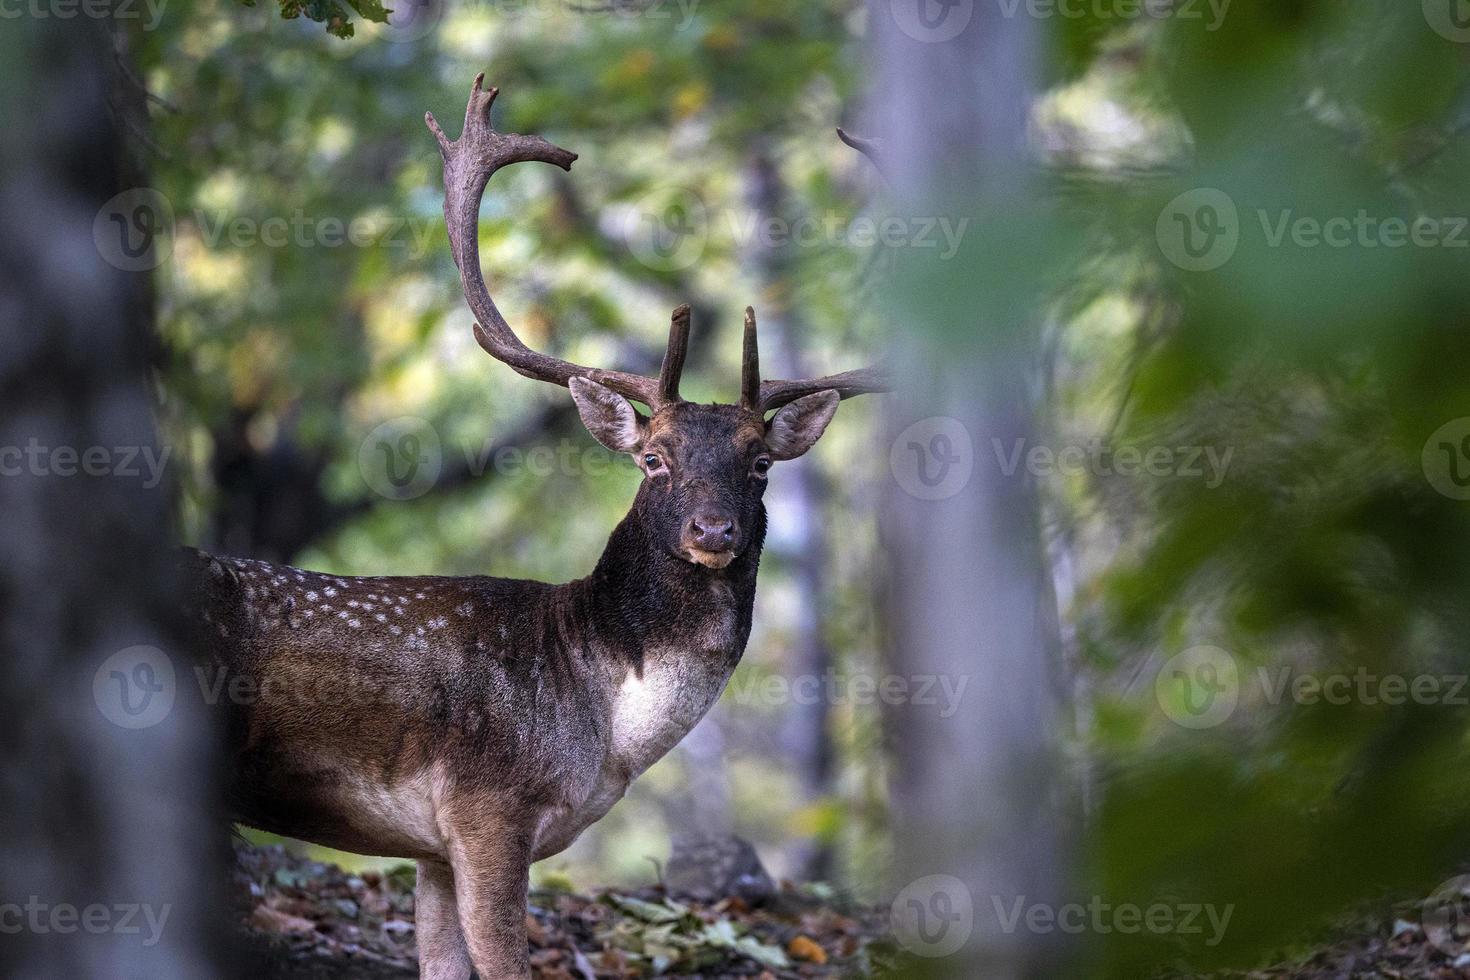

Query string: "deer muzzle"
[683, 512, 739, 568]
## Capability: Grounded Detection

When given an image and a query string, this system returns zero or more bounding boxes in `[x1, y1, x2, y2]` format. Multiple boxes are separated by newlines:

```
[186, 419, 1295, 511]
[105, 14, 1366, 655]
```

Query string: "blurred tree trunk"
[0, 15, 221, 980]
[742, 144, 837, 883]
[870, 2, 1072, 977]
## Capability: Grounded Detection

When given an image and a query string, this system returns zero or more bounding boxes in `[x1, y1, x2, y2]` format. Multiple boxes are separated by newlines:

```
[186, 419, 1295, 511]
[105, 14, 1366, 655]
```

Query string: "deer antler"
[427, 75, 688, 409]
[732, 127, 893, 413]
[835, 127, 889, 180]
[739, 306, 891, 414]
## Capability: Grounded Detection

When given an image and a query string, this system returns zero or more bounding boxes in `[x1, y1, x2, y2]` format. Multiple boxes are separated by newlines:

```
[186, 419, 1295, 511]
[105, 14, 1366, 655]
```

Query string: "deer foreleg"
[415, 858, 473, 980]
[445, 815, 534, 980]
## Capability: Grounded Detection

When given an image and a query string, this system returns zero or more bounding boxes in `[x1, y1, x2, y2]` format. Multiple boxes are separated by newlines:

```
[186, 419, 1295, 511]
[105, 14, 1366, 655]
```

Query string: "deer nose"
[687, 514, 736, 552]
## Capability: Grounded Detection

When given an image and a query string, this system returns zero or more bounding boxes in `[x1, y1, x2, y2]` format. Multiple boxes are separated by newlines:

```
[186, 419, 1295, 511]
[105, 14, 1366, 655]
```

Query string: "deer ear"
[765, 390, 840, 461]
[569, 377, 646, 453]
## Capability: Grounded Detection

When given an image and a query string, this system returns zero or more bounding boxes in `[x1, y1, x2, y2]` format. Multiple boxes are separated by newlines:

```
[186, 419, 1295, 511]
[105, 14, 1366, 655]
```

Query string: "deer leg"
[415, 858, 472, 980]
[446, 819, 534, 980]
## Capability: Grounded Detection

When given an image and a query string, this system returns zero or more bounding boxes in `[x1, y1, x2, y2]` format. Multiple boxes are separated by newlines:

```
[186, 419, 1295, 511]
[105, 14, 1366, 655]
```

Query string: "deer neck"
[579, 503, 765, 775]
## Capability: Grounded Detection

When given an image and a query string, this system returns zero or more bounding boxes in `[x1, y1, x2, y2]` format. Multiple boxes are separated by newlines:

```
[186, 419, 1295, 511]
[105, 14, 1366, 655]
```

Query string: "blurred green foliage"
[1022, 1, 1470, 975]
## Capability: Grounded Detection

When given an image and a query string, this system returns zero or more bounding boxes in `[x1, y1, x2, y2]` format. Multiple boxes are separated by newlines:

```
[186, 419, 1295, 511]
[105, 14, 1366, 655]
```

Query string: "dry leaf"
[250, 905, 318, 936]
[787, 934, 828, 964]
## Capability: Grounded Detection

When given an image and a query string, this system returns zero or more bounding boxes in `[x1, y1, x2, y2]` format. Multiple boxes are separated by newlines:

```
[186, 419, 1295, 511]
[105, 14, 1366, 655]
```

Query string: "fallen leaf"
[787, 935, 828, 964]
[250, 905, 317, 936]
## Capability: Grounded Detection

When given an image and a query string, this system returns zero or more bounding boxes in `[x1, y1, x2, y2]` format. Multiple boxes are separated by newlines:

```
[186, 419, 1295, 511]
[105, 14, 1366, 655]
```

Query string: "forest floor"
[232, 842, 893, 978]
[232, 843, 1470, 979]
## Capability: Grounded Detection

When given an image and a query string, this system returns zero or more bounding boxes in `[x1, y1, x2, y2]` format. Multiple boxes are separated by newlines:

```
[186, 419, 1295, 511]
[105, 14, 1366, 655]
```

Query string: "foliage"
[246, 0, 389, 38]
[1014, 1, 1470, 974]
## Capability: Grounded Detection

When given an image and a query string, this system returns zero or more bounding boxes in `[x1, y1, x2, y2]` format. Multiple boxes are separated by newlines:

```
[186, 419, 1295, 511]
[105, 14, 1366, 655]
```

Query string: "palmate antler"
[427, 75, 888, 414]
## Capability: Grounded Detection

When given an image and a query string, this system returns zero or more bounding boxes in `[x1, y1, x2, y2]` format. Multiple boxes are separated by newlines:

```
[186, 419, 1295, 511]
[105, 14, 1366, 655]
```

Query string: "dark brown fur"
[180, 401, 807, 979]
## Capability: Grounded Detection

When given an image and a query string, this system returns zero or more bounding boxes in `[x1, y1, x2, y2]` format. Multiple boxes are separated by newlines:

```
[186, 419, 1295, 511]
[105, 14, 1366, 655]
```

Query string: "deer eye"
[752, 456, 772, 477]
[642, 453, 663, 471]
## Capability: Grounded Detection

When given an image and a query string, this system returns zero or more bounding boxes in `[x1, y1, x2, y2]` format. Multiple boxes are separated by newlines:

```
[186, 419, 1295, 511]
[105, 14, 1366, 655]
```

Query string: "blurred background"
[6, 0, 1470, 977]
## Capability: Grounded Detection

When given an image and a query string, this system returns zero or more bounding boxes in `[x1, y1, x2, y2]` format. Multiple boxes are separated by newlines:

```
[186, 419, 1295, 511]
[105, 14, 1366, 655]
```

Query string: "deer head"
[426, 75, 888, 570]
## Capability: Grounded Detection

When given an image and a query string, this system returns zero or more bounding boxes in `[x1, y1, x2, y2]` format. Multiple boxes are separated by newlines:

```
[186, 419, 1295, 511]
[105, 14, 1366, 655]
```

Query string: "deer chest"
[531, 637, 741, 860]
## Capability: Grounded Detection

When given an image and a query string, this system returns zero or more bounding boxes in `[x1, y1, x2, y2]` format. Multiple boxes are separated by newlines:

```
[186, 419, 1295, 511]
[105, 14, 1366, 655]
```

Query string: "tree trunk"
[0, 15, 222, 979]
[741, 144, 839, 883]
[870, 2, 1072, 976]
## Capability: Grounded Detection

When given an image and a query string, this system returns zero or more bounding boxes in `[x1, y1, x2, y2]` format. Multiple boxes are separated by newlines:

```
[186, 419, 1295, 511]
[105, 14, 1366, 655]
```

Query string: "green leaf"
[604, 894, 687, 924]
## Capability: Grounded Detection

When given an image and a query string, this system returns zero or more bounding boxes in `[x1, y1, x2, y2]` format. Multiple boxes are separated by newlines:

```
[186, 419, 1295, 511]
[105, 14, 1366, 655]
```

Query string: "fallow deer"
[185, 74, 886, 979]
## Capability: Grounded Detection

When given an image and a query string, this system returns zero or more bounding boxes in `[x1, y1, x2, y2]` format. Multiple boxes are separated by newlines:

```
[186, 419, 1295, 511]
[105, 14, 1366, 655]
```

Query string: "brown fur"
[179, 396, 850, 979]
